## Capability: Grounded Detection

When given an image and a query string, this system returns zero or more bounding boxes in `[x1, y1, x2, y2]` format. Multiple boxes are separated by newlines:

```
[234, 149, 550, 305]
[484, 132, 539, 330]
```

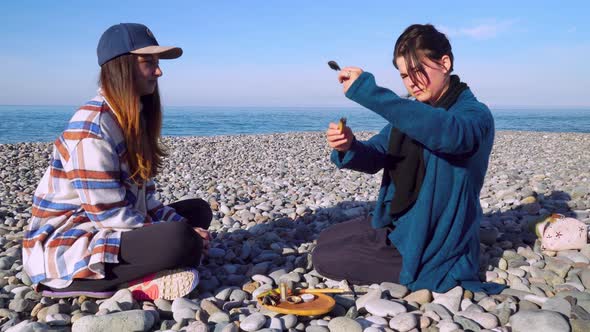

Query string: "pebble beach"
[1, 130, 590, 332]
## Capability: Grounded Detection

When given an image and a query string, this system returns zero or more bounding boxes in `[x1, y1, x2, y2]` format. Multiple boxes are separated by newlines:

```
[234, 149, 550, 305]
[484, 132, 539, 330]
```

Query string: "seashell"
[261, 293, 280, 306]
[286, 295, 303, 304]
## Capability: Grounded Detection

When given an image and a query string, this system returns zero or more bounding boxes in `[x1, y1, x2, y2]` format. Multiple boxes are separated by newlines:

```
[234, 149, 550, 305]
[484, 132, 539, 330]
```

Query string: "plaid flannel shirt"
[22, 94, 185, 289]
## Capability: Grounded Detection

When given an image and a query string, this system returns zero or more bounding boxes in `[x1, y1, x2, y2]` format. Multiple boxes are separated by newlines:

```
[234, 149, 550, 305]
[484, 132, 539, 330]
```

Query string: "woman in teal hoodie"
[312, 24, 504, 293]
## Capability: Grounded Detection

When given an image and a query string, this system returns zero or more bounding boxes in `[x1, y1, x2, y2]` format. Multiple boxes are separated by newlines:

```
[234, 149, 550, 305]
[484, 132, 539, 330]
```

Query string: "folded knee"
[158, 222, 203, 266]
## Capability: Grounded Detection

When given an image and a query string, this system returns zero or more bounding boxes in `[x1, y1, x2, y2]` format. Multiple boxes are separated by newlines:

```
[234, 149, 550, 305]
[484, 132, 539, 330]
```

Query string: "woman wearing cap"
[22, 23, 211, 301]
[313, 24, 505, 293]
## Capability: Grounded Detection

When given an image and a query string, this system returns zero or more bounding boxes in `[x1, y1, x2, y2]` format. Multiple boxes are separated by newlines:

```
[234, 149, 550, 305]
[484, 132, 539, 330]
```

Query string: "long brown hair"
[99, 54, 167, 183]
[393, 24, 454, 87]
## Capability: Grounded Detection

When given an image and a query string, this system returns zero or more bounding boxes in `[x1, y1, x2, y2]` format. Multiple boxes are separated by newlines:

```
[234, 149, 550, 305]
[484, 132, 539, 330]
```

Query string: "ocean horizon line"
[2, 105, 589, 144]
[1, 104, 590, 111]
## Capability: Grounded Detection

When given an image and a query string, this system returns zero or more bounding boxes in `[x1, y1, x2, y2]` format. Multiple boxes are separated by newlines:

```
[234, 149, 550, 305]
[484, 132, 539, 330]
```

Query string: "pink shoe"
[125, 268, 199, 301]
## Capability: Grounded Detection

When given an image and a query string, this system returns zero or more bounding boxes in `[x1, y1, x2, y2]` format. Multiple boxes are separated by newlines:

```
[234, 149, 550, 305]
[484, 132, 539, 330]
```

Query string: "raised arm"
[346, 72, 493, 155]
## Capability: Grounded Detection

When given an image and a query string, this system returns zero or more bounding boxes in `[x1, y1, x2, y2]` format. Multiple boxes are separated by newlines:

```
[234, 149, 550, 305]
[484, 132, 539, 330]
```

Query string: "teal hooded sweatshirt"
[331, 72, 505, 293]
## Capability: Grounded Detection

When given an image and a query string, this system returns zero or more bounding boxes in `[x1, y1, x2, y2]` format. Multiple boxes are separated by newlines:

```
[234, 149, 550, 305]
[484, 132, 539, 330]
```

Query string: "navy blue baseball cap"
[97, 23, 182, 66]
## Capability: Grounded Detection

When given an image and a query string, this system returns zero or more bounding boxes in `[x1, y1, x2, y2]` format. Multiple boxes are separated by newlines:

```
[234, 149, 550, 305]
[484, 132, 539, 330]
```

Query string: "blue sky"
[1, 0, 589, 108]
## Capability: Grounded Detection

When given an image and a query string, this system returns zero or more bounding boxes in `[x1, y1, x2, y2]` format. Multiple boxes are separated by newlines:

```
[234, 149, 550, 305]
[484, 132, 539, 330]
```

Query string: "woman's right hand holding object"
[326, 122, 354, 152]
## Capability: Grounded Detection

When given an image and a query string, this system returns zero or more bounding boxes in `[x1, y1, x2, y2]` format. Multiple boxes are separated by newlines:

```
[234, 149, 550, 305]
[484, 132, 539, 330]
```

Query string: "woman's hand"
[193, 227, 211, 252]
[338, 67, 364, 94]
[326, 122, 354, 152]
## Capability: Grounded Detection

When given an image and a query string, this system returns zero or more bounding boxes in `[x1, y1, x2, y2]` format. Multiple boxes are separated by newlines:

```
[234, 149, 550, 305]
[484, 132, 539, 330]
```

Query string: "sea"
[0, 105, 589, 144]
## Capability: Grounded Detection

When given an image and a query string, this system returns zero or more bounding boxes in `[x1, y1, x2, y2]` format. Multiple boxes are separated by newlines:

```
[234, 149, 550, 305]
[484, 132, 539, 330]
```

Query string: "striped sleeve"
[65, 136, 150, 229]
[145, 179, 186, 223]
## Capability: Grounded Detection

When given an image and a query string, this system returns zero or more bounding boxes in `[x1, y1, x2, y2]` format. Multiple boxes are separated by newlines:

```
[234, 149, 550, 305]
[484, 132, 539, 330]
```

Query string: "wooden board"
[257, 289, 336, 316]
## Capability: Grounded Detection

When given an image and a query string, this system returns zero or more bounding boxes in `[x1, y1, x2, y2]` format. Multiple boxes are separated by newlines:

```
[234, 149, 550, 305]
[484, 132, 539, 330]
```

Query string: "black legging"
[48, 198, 212, 292]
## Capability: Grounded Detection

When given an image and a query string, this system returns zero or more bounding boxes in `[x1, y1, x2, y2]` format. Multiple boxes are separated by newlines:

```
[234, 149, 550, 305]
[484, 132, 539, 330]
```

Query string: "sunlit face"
[395, 55, 451, 104]
[135, 55, 162, 96]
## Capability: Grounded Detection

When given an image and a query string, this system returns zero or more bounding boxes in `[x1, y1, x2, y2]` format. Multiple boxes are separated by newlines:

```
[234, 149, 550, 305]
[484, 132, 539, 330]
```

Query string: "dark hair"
[99, 54, 167, 183]
[393, 24, 453, 86]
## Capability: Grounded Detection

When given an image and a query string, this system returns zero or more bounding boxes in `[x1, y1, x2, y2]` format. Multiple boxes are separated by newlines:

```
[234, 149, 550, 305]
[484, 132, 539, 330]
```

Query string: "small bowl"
[301, 294, 315, 303]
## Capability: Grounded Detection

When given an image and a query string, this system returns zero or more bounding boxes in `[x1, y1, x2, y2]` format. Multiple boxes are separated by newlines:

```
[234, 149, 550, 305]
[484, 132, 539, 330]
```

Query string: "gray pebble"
[327, 317, 362, 332]
[509, 309, 570, 332]
[305, 326, 329, 332]
[389, 313, 417, 332]
[541, 297, 572, 317]
[208, 311, 230, 324]
[72, 310, 155, 332]
[98, 289, 133, 312]
[240, 313, 266, 331]
[45, 313, 71, 326]
[281, 314, 298, 329]
[8, 298, 33, 313]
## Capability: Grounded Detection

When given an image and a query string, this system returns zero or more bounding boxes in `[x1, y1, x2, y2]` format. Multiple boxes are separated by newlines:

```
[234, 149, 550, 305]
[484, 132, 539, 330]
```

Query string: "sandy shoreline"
[1, 130, 590, 331]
